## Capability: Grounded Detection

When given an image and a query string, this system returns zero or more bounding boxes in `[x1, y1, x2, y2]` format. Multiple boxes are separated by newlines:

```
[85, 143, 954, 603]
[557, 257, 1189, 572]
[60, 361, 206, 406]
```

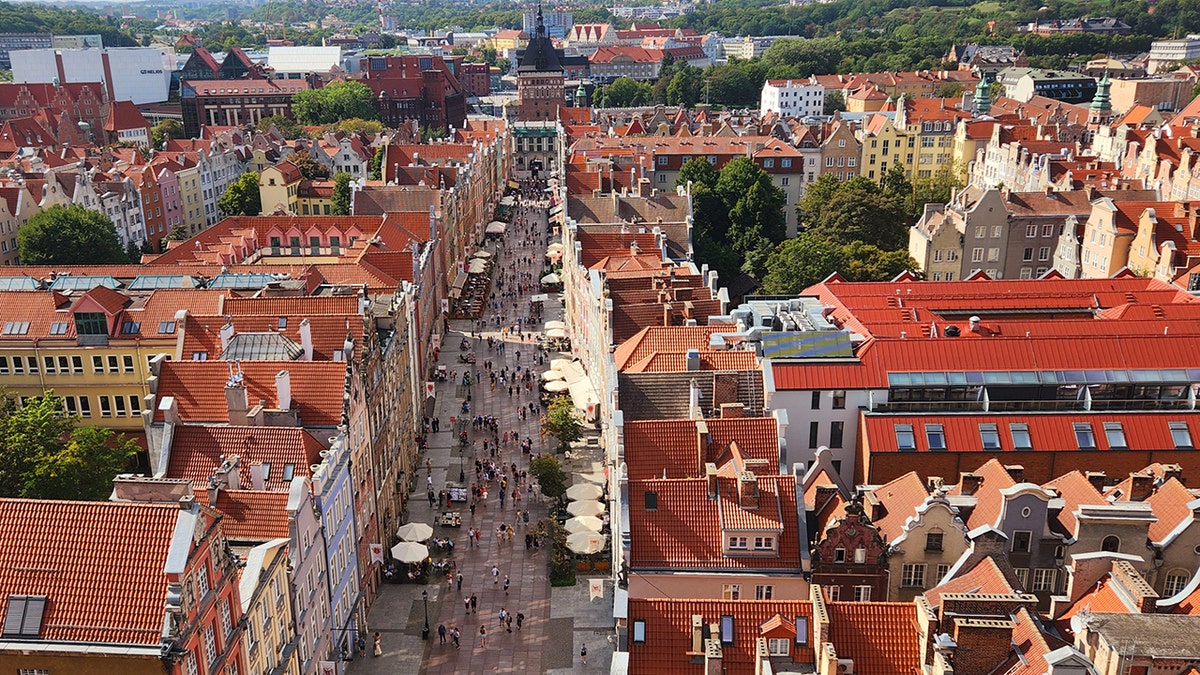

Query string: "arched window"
[1101, 536, 1120, 553]
[1165, 570, 1190, 597]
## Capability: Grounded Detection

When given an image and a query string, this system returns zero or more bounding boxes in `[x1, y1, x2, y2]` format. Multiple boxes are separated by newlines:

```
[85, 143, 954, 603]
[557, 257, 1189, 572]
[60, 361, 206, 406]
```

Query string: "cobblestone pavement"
[348, 195, 615, 674]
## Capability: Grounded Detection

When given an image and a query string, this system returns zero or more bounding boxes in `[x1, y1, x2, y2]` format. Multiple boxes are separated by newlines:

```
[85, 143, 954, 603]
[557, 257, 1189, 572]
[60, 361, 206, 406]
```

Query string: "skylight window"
[925, 424, 945, 450]
[895, 424, 915, 450]
[2, 595, 46, 637]
[1169, 422, 1192, 448]
[121, 321, 140, 334]
[979, 424, 1000, 449]
[1103, 422, 1127, 449]
[158, 320, 177, 334]
[48, 321, 68, 335]
[2, 321, 29, 335]
[1073, 423, 1096, 449]
[1010, 423, 1032, 449]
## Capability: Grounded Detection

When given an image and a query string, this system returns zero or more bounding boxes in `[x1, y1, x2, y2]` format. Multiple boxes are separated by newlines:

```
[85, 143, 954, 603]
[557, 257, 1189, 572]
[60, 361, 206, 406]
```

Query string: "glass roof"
[208, 273, 275, 289]
[0, 277, 38, 290]
[48, 276, 120, 290]
[128, 275, 199, 290]
[888, 369, 1200, 387]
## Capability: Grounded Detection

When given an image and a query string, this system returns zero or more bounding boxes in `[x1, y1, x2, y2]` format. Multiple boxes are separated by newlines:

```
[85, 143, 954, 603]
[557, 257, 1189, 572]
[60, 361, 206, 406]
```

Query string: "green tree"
[542, 396, 583, 451]
[165, 224, 190, 241]
[803, 176, 908, 250]
[289, 150, 330, 180]
[256, 114, 302, 139]
[839, 241, 921, 282]
[368, 147, 384, 181]
[291, 80, 379, 125]
[599, 77, 653, 107]
[125, 239, 142, 264]
[528, 453, 568, 502]
[762, 232, 847, 294]
[823, 91, 846, 115]
[18, 205, 127, 265]
[667, 67, 704, 108]
[0, 393, 138, 500]
[331, 172, 352, 215]
[330, 118, 383, 136]
[218, 172, 262, 216]
[151, 119, 184, 149]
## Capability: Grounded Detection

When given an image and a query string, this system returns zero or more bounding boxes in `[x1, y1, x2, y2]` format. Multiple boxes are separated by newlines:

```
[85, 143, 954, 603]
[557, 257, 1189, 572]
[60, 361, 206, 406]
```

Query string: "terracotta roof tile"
[1146, 477, 1195, 544]
[628, 476, 802, 570]
[614, 326, 731, 370]
[949, 459, 1017, 530]
[1055, 575, 1136, 637]
[155, 360, 347, 427]
[1043, 470, 1108, 536]
[167, 425, 323, 490]
[868, 472, 931, 543]
[997, 607, 1073, 675]
[194, 488, 292, 540]
[624, 418, 779, 481]
[925, 556, 1017, 609]
[627, 598, 815, 674]
[0, 499, 178, 645]
[824, 601, 923, 675]
[622, 350, 759, 373]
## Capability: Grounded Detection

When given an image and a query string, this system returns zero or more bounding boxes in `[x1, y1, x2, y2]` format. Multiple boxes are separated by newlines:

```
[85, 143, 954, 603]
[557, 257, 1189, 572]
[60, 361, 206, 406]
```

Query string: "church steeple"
[1088, 70, 1112, 125]
[973, 74, 992, 116]
[576, 81, 587, 107]
[536, 3, 546, 39]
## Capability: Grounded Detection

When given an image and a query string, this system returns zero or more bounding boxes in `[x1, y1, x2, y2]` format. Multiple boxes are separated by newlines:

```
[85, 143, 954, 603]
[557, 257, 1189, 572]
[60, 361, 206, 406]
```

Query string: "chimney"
[1004, 464, 1024, 483]
[160, 395, 181, 426]
[720, 403, 744, 419]
[1161, 464, 1183, 484]
[299, 319, 313, 361]
[968, 315, 982, 333]
[219, 319, 235, 352]
[225, 382, 249, 426]
[275, 370, 292, 410]
[691, 615, 704, 654]
[1110, 560, 1159, 613]
[1129, 471, 1154, 501]
[959, 472, 983, 495]
[686, 348, 701, 371]
[951, 618, 1014, 675]
[737, 472, 759, 510]
[704, 637, 723, 675]
[1085, 471, 1107, 493]
[705, 462, 719, 499]
[249, 462, 266, 490]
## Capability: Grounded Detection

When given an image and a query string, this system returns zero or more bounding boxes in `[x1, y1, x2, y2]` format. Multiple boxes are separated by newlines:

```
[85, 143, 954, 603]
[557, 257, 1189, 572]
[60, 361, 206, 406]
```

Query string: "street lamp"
[421, 590, 430, 640]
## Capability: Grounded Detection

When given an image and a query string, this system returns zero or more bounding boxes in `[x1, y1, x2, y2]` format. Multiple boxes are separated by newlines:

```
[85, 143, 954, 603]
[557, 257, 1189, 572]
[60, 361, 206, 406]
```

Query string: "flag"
[370, 543, 383, 565]
[319, 662, 336, 675]
[589, 579, 604, 601]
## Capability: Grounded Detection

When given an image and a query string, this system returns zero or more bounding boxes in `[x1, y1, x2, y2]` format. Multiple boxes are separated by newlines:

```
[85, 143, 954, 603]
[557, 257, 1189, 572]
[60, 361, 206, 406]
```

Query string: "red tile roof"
[614, 326, 732, 370]
[194, 488, 292, 540]
[166, 425, 323, 490]
[925, 556, 1018, 609]
[1055, 575, 1136, 637]
[627, 476, 803, 570]
[949, 458, 1017, 531]
[622, 350, 759, 373]
[1146, 477, 1195, 544]
[155, 360, 347, 427]
[623, 418, 779, 481]
[868, 472, 931, 543]
[0, 499, 178, 645]
[1043, 470, 1107, 537]
[825, 601, 923, 675]
[627, 598, 814, 674]
[997, 607, 1074, 675]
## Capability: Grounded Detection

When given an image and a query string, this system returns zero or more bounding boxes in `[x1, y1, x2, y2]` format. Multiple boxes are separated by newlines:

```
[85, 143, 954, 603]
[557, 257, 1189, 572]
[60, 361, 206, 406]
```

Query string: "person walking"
[373, 632, 382, 657]
[492, 564, 500, 584]
[438, 623, 447, 645]
[456, 571, 464, 591]
[470, 593, 478, 613]
[479, 625, 487, 649]
[464, 595, 471, 613]
[580, 643, 588, 664]
[451, 626, 461, 649]
[516, 611, 525, 631]
[503, 575, 510, 595]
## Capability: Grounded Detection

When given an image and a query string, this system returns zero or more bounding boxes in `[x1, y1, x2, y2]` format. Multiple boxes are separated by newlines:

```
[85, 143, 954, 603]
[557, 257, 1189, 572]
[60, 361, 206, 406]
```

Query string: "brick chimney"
[720, 403, 744, 419]
[1085, 471, 1107, 493]
[1160, 464, 1183, 485]
[951, 618, 1014, 675]
[1129, 471, 1154, 501]
[1110, 560, 1159, 613]
[225, 381, 249, 426]
[706, 463, 719, 500]
[1004, 465, 1024, 483]
[959, 472, 984, 495]
[738, 472, 759, 510]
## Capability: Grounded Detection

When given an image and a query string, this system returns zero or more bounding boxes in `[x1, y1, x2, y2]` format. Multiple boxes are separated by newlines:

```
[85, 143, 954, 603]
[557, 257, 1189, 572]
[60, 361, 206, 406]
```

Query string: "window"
[854, 547, 866, 564]
[1165, 571, 1190, 597]
[719, 615, 734, 644]
[755, 585, 774, 600]
[193, 351, 209, 361]
[935, 564, 950, 583]
[1014, 567, 1028, 587]
[753, 536, 776, 550]
[809, 421, 819, 449]
[1043, 224, 1055, 237]
[78, 396, 90, 417]
[92, 355, 103, 372]
[926, 532, 944, 552]
[1101, 536, 1120, 553]
[987, 247, 1000, 262]
[71, 355, 82, 373]
[826, 586, 840, 601]
[121, 321, 140, 334]
[895, 424, 916, 450]
[992, 226, 1003, 238]
[1074, 423, 1096, 449]
[1012, 530, 1032, 553]
[49, 321, 69, 335]
[632, 620, 646, 643]
[115, 396, 127, 417]
[204, 623, 217, 666]
[130, 396, 142, 416]
[1170, 422, 1193, 448]
[833, 547, 846, 563]
[722, 584, 741, 600]
[0, 356, 7, 374]
[1032, 568, 1057, 592]
[1023, 247, 1034, 261]
[853, 585, 872, 602]
[43, 356, 55, 374]
[644, 491, 657, 511]
[926, 424, 945, 450]
[99, 396, 111, 417]
[902, 563, 926, 588]
[832, 390, 846, 409]
[1026, 225, 1037, 238]
[12, 357, 21, 374]
[728, 536, 748, 550]
[1010, 423, 1031, 449]
[811, 390, 822, 409]
[107, 355, 118, 373]
[1103, 422, 1127, 448]
[768, 638, 790, 656]
[979, 424, 1000, 449]
[196, 563, 210, 598]
[123, 355, 135, 373]
[3, 595, 47, 637]
[220, 598, 233, 637]
[972, 248, 984, 262]
[782, 159, 792, 168]
[829, 421, 844, 448]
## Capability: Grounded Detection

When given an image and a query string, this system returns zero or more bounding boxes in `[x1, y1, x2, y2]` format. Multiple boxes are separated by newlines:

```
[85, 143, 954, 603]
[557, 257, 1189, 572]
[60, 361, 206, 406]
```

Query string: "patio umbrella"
[550, 359, 572, 371]
[396, 522, 433, 542]
[566, 532, 605, 554]
[500, 196, 515, 206]
[567, 500, 606, 517]
[390, 541, 429, 563]
[546, 327, 567, 338]
[565, 483, 603, 501]
[546, 243, 565, 253]
[485, 221, 507, 234]
[564, 515, 603, 534]
[544, 380, 570, 393]
[544, 320, 566, 330]
[540, 273, 561, 284]
[541, 370, 565, 381]
[468, 259, 489, 274]
[472, 250, 493, 258]
[577, 471, 607, 485]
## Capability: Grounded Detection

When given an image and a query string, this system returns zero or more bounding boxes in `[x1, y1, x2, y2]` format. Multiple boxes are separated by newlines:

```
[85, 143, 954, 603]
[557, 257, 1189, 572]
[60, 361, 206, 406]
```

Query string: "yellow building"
[1079, 198, 1163, 279]
[490, 29, 528, 53]
[0, 284, 224, 430]
[858, 111, 914, 181]
[172, 160, 208, 236]
[259, 161, 302, 215]
[240, 538, 300, 675]
[859, 98, 970, 182]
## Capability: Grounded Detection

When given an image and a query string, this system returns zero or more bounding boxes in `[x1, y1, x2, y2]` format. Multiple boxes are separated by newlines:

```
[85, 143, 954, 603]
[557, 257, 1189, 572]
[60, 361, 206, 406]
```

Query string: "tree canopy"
[218, 172, 262, 217]
[151, 119, 184, 150]
[528, 453, 568, 501]
[0, 392, 139, 500]
[17, 205, 127, 265]
[799, 174, 909, 250]
[542, 396, 584, 451]
[596, 77, 654, 108]
[291, 81, 379, 125]
[331, 172, 352, 216]
[762, 232, 921, 294]
[289, 150, 330, 180]
[257, 114, 303, 139]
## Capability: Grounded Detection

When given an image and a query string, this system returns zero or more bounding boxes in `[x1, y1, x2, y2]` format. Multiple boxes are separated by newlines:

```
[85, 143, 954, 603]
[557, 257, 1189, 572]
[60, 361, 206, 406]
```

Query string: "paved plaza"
[347, 195, 615, 674]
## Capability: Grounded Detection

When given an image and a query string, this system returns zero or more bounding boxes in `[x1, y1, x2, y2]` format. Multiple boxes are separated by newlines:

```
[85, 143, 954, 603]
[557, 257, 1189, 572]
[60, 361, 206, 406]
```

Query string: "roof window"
[1103, 422, 1126, 449]
[2, 321, 29, 335]
[158, 320, 177, 334]
[2, 595, 46, 637]
[48, 321, 68, 335]
[644, 491, 657, 511]
[1010, 423, 1031, 449]
[979, 424, 1000, 449]
[925, 424, 945, 450]
[895, 424, 915, 450]
[1073, 423, 1096, 449]
[1169, 421, 1192, 448]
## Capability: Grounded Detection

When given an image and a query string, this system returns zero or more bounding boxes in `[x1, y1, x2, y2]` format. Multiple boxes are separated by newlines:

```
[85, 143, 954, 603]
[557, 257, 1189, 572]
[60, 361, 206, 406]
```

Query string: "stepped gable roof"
[0, 499, 178, 645]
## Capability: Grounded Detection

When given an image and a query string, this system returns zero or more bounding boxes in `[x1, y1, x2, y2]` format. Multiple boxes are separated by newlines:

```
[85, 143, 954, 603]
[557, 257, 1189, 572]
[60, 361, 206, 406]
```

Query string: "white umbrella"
[544, 320, 566, 330]
[565, 483, 603, 501]
[541, 370, 565, 381]
[544, 380, 570, 393]
[500, 196, 515, 206]
[472, 250, 493, 258]
[396, 522, 433, 542]
[566, 531, 605, 554]
[567, 500, 606, 517]
[564, 515, 604, 534]
[486, 221, 507, 234]
[540, 273, 560, 284]
[577, 471, 607, 485]
[390, 541, 429, 563]
[468, 259, 489, 274]
[546, 327, 567, 338]
[550, 359, 571, 371]
[547, 243, 565, 252]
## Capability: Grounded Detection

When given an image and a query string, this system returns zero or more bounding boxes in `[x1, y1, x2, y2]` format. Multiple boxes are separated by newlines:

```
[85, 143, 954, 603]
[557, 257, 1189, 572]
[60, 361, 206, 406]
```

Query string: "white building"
[11, 47, 174, 104]
[760, 78, 825, 118]
[267, 46, 342, 78]
[1147, 35, 1200, 74]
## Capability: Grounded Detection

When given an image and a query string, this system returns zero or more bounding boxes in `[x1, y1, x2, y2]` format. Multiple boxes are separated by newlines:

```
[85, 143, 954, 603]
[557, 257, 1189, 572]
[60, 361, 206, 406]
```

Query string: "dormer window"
[74, 312, 106, 336]
[728, 536, 748, 550]
[833, 547, 846, 563]
[753, 536, 776, 550]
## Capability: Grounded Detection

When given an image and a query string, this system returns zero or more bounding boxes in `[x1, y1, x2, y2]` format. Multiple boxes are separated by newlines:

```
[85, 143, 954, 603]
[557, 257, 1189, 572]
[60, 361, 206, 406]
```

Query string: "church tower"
[516, 5, 565, 122]
[1088, 71, 1113, 127]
